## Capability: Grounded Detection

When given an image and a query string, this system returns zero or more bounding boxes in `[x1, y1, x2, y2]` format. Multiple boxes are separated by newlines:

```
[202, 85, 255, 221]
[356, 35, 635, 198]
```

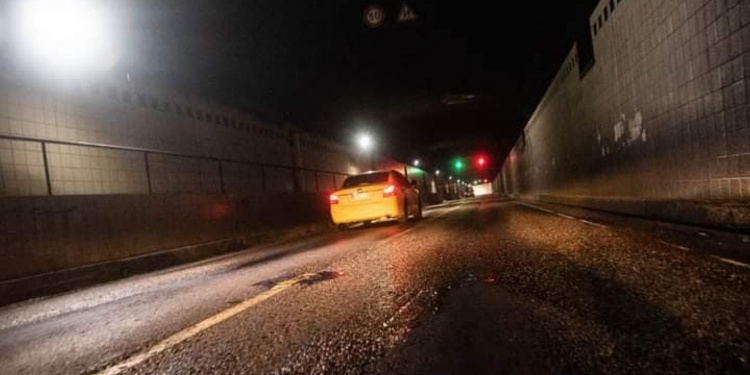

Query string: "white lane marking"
[712, 256, 750, 269]
[515, 201, 557, 215]
[428, 203, 464, 220]
[382, 204, 463, 243]
[654, 241, 749, 270]
[578, 219, 607, 228]
[518, 201, 748, 269]
[658, 240, 691, 251]
[95, 273, 318, 375]
[514, 201, 581, 222]
[378, 204, 463, 245]
[513, 202, 557, 215]
[517, 201, 606, 228]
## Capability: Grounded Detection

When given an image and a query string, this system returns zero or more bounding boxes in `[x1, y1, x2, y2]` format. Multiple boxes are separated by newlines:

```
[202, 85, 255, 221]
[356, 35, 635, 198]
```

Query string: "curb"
[519, 194, 750, 233]
[0, 222, 333, 307]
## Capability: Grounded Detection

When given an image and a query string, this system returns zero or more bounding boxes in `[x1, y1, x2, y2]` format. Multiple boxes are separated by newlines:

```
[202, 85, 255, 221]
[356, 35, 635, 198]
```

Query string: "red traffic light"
[474, 155, 488, 168]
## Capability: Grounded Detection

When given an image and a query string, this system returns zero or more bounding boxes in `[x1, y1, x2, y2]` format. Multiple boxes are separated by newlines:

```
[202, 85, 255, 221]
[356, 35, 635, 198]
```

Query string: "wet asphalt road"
[1, 197, 749, 375]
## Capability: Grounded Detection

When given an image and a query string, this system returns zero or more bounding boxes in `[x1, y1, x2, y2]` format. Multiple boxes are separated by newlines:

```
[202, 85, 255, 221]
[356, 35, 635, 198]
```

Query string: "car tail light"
[383, 185, 396, 197]
[329, 194, 339, 204]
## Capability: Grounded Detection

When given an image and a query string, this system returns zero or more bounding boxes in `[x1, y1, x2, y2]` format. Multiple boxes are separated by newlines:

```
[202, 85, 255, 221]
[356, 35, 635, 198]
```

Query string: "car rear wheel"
[398, 199, 409, 224]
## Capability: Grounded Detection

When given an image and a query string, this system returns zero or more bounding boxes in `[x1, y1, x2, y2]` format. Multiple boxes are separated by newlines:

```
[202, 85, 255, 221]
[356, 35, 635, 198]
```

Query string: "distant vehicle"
[465, 186, 475, 198]
[329, 170, 422, 229]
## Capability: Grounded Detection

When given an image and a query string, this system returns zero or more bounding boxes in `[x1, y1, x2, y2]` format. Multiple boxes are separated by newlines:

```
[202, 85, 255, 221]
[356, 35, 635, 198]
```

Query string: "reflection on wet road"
[1, 197, 749, 375]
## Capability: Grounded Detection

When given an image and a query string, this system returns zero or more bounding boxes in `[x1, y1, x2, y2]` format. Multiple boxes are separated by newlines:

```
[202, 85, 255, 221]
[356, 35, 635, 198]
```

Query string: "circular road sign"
[364, 5, 386, 28]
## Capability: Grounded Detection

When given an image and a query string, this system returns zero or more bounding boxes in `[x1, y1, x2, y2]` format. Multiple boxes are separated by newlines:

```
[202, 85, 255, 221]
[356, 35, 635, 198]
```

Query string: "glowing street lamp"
[356, 132, 375, 170]
[357, 133, 374, 151]
[435, 170, 440, 176]
[413, 159, 420, 167]
[13, 0, 118, 75]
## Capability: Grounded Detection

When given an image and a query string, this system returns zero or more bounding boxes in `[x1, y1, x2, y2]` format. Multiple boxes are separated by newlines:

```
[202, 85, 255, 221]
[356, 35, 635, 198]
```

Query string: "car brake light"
[383, 185, 396, 197]
[329, 194, 339, 204]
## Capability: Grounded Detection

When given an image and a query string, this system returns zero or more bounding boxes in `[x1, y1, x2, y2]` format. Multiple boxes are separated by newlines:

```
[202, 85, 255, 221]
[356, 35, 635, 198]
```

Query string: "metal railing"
[0, 134, 351, 196]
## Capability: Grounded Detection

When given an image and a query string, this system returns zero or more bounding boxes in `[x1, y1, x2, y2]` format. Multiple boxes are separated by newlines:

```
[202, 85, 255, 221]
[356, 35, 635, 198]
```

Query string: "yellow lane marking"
[95, 273, 317, 375]
[98, 204, 464, 375]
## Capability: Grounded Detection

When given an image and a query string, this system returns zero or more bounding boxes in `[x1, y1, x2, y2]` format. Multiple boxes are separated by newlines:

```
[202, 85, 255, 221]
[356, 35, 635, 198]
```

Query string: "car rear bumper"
[330, 198, 401, 224]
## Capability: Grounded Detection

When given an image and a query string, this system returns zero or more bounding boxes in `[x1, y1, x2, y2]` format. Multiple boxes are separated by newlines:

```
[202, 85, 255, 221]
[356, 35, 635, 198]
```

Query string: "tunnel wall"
[0, 193, 331, 281]
[0, 73, 367, 197]
[498, 0, 750, 229]
[405, 165, 444, 204]
[0, 71, 420, 281]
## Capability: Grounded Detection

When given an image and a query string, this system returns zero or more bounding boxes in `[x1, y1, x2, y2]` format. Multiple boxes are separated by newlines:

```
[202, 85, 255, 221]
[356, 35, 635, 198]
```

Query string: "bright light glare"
[413, 159, 420, 166]
[435, 170, 440, 175]
[15, 0, 117, 74]
[357, 133, 374, 151]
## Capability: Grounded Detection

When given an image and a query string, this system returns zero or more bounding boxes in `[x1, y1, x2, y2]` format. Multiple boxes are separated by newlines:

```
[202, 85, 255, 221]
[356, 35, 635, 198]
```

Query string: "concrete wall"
[498, 0, 750, 228]
[0, 70, 423, 281]
[0, 193, 329, 281]
[406, 165, 445, 204]
[0, 71, 373, 198]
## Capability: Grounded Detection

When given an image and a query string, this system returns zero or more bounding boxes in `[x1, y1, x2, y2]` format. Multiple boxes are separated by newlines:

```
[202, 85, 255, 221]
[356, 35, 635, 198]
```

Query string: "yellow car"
[330, 170, 422, 228]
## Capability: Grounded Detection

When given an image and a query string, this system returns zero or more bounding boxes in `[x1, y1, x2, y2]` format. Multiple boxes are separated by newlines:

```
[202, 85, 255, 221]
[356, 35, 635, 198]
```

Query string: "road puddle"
[253, 270, 346, 289]
[386, 273, 500, 330]
[298, 271, 346, 286]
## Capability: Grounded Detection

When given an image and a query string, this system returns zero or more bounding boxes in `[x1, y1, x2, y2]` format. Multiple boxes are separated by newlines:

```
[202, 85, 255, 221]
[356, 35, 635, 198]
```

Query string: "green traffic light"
[454, 160, 464, 170]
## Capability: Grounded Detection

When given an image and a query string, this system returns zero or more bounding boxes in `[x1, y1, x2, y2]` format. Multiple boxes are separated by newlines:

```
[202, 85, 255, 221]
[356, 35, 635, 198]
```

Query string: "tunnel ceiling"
[114, 0, 600, 165]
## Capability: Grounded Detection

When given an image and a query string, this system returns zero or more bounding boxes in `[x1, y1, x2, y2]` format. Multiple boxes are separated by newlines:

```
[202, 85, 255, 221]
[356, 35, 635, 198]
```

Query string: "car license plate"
[353, 192, 368, 199]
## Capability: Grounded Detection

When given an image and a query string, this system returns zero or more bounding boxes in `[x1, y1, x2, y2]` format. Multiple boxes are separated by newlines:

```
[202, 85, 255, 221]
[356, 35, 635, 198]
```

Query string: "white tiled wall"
[46, 144, 148, 195]
[303, 170, 318, 193]
[0, 75, 366, 197]
[0, 139, 47, 196]
[316, 173, 337, 192]
[264, 167, 295, 193]
[502, 0, 750, 200]
[148, 154, 221, 194]
[222, 162, 263, 195]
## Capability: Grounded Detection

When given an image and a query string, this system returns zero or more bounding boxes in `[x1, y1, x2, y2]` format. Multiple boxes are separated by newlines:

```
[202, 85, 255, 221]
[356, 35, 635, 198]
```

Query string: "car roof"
[353, 170, 400, 177]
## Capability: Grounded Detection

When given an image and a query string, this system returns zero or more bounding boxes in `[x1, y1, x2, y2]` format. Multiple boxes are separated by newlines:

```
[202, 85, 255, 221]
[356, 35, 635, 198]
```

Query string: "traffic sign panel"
[364, 5, 386, 28]
[397, 3, 417, 23]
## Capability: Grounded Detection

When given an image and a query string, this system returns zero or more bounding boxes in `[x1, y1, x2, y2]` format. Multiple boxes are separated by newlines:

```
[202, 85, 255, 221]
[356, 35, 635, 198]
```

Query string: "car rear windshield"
[342, 172, 389, 188]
